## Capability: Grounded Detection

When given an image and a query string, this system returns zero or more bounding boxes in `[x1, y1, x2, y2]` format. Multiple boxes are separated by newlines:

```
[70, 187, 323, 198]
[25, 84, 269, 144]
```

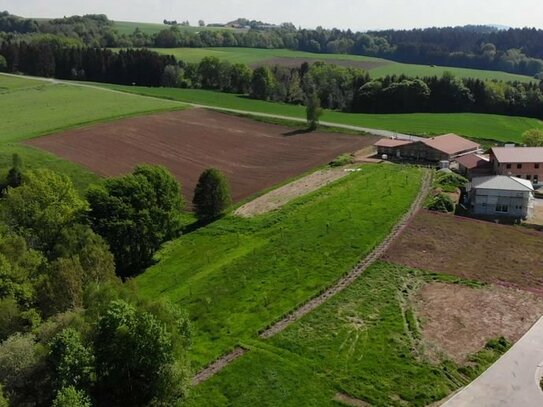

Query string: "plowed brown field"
[27, 109, 377, 203]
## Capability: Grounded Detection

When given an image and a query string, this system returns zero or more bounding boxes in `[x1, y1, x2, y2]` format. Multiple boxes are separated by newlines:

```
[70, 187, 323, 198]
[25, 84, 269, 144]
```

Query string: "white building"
[467, 175, 534, 219]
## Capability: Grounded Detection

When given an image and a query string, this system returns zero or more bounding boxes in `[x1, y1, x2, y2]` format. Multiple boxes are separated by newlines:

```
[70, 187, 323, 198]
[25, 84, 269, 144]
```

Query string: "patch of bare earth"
[382, 210, 543, 293]
[334, 392, 370, 407]
[414, 282, 543, 363]
[27, 109, 377, 203]
[254, 57, 390, 71]
[234, 167, 349, 217]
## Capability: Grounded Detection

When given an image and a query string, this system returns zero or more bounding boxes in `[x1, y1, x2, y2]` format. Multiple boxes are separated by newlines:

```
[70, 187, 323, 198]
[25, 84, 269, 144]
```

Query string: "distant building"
[374, 134, 480, 163]
[455, 153, 492, 179]
[490, 147, 543, 185]
[467, 175, 534, 219]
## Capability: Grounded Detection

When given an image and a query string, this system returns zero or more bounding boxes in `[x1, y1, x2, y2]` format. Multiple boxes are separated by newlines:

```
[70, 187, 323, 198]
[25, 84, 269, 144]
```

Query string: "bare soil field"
[414, 282, 543, 363]
[234, 167, 349, 217]
[27, 109, 376, 203]
[382, 210, 543, 293]
[256, 57, 388, 71]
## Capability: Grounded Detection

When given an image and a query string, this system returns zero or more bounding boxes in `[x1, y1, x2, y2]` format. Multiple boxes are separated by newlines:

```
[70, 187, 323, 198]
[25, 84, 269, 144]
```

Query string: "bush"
[52, 386, 91, 407]
[329, 154, 354, 167]
[192, 168, 232, 222]
[426, 193, 455, 213]
[434, 171, 468, 192]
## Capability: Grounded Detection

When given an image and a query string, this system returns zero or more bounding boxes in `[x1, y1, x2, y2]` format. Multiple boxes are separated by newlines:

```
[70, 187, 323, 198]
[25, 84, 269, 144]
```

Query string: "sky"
[1, 0, 542, 31]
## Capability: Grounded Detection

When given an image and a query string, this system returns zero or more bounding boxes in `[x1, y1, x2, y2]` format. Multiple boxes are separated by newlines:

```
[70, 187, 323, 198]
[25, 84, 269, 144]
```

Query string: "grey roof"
[471, 175, 534, 192]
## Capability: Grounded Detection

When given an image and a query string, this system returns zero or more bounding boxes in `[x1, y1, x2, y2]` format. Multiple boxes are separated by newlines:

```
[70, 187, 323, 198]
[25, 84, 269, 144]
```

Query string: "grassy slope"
[135, 165, 422, 367]
[188, 262, 506, 407]
[0, 74, 182, 191]
[96, 83, 543, 143]
[152, 47, 536, 83]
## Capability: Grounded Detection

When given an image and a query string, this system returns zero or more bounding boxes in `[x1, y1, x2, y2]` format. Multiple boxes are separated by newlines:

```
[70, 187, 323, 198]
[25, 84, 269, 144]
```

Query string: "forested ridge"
[2, 11, 543, 77]
[2, 40, 543, 119]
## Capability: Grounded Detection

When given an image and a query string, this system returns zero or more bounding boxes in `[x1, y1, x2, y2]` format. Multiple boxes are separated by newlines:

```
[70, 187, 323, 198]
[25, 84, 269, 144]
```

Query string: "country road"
[0, 72, 424, 142]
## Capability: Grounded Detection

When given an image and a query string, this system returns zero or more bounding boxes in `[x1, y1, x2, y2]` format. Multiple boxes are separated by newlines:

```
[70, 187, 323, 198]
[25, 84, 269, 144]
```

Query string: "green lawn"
[0, 74, 183, 192]
[135, 165, 423, 368]
[151, 47, 536, 83]
[96, 83, 543, 143]
[187, 262, 508, 407]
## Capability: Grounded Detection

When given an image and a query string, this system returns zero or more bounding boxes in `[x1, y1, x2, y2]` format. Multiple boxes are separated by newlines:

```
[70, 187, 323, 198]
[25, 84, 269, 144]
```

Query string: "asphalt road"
[443, 317, 543, 407]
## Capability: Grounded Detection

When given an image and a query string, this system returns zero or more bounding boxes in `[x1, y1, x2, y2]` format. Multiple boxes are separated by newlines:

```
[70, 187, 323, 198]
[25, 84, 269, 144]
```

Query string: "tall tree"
[192, 168, 232, 221]
[306, 92, 322, 130]
[87, 165, 184, 277]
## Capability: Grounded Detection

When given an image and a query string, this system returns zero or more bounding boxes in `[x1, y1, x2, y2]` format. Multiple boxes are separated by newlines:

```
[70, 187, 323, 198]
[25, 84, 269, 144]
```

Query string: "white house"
[467, 175, 534, 219]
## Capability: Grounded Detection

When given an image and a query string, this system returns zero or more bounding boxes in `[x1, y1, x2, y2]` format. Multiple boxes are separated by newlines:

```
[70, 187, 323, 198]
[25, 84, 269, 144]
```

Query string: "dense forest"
[1, 39, 543, 119]
[2, 11, 543, 77]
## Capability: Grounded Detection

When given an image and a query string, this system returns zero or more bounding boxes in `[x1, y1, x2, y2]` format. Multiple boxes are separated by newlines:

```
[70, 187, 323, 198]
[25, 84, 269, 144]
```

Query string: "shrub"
[329, 154, 354, 167]
[52, 386, 91, 407]
[434, 171, 468, 192]
[426, 193, 455, 213]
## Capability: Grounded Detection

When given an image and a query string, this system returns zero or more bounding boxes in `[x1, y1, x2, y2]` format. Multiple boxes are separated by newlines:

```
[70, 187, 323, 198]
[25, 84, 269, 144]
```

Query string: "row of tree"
[0, 155, 233, 406]
[2, 11, 543, 77]
[2, 37, 543, 119]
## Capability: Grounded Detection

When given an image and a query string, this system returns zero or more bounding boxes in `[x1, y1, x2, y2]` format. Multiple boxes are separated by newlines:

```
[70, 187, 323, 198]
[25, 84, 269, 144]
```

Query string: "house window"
[527, 175, 532, 180]
[495, 204, 509, 213]
[506, 164, 512, 169]
[536, 163, 540, 169]
[517, 163, 522, 169]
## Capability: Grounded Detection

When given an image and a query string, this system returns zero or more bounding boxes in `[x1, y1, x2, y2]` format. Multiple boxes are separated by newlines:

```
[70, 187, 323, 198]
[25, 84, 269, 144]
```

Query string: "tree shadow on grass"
[282, 128, 314, 137]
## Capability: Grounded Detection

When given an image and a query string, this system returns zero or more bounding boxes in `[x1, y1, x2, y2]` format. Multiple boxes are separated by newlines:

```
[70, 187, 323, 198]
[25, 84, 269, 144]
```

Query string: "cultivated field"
[383, 210, 543, 293]
[135, 165, 423, 367]
[0, 74, 182, 191]
[187, 262, 508, 407]
[28, 109, 377, 203]
[152, 47, 536, 83]
[97, 83, 543, 143]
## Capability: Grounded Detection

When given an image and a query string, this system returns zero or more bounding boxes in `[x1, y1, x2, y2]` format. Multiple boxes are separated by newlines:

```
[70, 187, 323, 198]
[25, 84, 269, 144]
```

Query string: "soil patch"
[255, 57, 389, 71]
[234, 167, 349, 217]
[382, 210, 543, 293]
[27, 109, 376, 204]
[415, 282, 543, 363]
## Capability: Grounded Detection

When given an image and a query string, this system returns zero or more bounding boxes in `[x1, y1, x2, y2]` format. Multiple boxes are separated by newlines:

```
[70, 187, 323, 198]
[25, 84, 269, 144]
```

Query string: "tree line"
[2, 11, 543, 77]
[2, 38, 543, 119]
[0, 154, 232, 406]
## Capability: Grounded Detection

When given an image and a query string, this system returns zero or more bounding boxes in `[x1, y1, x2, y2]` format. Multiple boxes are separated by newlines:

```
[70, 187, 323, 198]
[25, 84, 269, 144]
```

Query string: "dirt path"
[192, 170, 432, 384]
[234, 167, 350, 217]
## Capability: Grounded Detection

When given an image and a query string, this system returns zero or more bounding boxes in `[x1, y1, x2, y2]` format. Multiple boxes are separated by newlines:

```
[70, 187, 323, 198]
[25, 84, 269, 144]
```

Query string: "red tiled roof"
[455, 154, 490, 170]
[374, 138, 413, 148]
[422, 134, 480, 156]
[491, 147, 543, 163]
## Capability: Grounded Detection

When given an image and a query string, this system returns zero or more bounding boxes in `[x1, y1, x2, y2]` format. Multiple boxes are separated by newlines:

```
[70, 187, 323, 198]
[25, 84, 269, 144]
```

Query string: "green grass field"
[113, 21, 244, 35]
[187, 262, 507, 407]
[0, 74, 183, 191]
[151, 47, 536, 83]
[96, 83, 543, 143]
[135, 165, 423, 368]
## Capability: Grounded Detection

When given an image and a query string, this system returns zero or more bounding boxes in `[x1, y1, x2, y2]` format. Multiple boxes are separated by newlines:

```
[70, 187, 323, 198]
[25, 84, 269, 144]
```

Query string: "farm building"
[467, 175, 534, 219]
[455, 153, 492, 179]
[490, 147, 543, 186]
[375, 134, 480, 163]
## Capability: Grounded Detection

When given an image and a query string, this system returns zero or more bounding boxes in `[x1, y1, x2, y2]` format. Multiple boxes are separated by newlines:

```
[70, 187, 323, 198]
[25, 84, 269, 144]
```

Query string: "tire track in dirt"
[192, 170, 431, 385]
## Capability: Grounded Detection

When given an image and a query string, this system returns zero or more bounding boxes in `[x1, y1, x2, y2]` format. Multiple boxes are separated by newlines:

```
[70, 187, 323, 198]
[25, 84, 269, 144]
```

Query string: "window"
[527, 175, 532, 180]
[506, 164, 512, 169]
[495, 204, 509, 213]
[517, 163, 522, 169]
[536, 163, 540, 169]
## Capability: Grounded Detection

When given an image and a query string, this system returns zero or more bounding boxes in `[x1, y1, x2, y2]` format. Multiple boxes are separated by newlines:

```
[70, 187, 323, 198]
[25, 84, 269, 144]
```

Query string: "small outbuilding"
[455, 153, 492, 179]
[467, 175, 534, 219]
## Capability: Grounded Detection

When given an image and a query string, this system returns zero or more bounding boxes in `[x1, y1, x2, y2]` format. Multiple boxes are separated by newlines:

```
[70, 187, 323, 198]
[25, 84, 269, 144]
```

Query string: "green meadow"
[113, 21, 244, 35]
[135, 165, 423, 368]
[151, 47, 536, 83]
[97, 83, 543, 143]
[187, 262, 507, 407]
[0, 74, 182, 191]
